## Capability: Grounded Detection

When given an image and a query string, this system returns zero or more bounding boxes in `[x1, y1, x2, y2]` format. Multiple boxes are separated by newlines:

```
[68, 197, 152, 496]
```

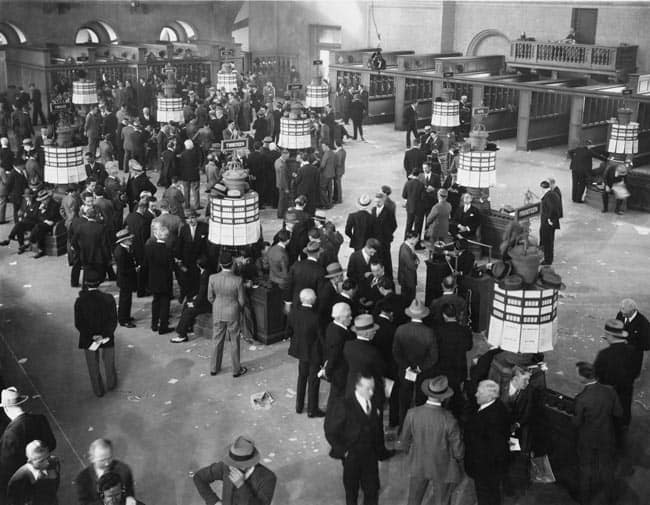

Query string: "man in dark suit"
[287, 289, 325, 417]
[295, 152, 320, 216]
[176, 210, 209, 302]
[159, 140, 177, 188]
[193, 436, 276, 505]
[145, 225, 175, 334]
[125, 162, 156, 212]
[372, 192, 397, 277]
[325, 372, 391, 505]
[345, 195, 377, 251]
[419, 163, 440, 219]
[464, 380, 510, 505]
[349, 93, 366, 141]
[171, 260, 213, 343]
[393, 299, 439, 427]
[573, 361, 622, 505]
[616, 298, 650, 380]
[335, 279, 361, 319]
[346, 238, 379, 286]
[114, 229, 138, 328]
[398, 231, 419, 304]
[0, 387, 57, 494]
[323, 302, 354, 405]
[73, 206, 111, 285]
[569, 140, 595, 203]
[29, 83, 46, 126]
[404, 101, 419, 148]
[373, 301, 400, 427]
[125, 201, 150, 297]
[6, 163, 28, 224]
[84, 105, 102, 157]
[402, 172, 425, 246]
[284, 241, 326, 308]
[429, 275, 467, 327]
[594, 319, 638, 430]
[74, 269, 118, 397]
[344, 315, 387, 404]
[207, 253, 247, 377]
[29, 189, 61, 258]
[403, 140, 426, 179]
[539, 179, 562, 266]
[122, 118, 146, 173]
[179, 139, 201, 210]
[318, 262, 344, 333]
[74, 438, 137, 505]
[451, 192, 481, 240]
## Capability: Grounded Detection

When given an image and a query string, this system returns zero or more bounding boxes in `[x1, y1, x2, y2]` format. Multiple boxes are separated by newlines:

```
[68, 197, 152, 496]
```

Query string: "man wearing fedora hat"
[573, 361, 622, 505]
[114, 229, 137, 328]
[74, 269, 118, 397]
[287, 289, 326, 417]
[124, 161, 156, 213]
[539, 179, 561, 266]
[267, 229, 291, 291]
[27, 188, 60, 258]
[318, 262, 345, 331]
[284, 240, 326, 309]
[0, 387, 56, 494]
[594, 319, 638, 431]
[398, 376, 464, 505]
[345, 194, 377, 251]
[344, 315, 387, 403]
[193, 436, 276, 505]
[0, 187, 39, 254]
[393, 299, 439, 427]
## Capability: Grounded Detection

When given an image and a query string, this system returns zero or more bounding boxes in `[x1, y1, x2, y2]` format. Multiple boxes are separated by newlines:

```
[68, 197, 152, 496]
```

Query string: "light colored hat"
[351, 314, 379, 333]
[405, 298, 430, 319]
[421, 376, 454, 400]
[0, 387, 28, 408]
[357, 194, 371, 207]
[223, 436, 260, 469]
[115, 228, 134, 244]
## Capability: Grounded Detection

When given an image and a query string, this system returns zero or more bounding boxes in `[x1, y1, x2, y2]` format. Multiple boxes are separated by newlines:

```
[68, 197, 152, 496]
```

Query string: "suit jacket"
[74, 460, 135, 505]
[93, 197, 114, 230]
[162, 185, 185, 216]
[7, 169, 28, 205]
[145, 240, 174, 294]
[317, 279, 339, 331]
[84, 112, 101, 139]
[74, 289, 117, 349]
[344, 339, 387, 397]
[403, 147, 426, 176]
[124, 211, 148, 263]
[594, 342, 637, 389]
[320, 150, 336, 179]
[345, 210, 376, 251]
[452, 204, 481, 238]
[399, 403, 464, 482]
[419, 173, 440, 214]
[434, 321, 473, 384]
[324, 322, 354, 388]
[429, 293, 467, 327]
[573, 382, 622, 453]
[207, 269, 245, 322]
[426, 200, 451, 241]
[122, 126, 145, 155]
[114, 244, 138, 292]
[373, 315, 398, 378]
[334, 148, 346, 177]
[393, 322, 438, 374]
[126, 173, 156, 206]
[404, 105, 417, 129]
[569, 146, 594, 179]
[7, 456, 60, 505]
[178, 148, 200, 182]
[617, 310, 650, 378]
[193, 462, 276, 505]
[372, 205, 397, 245]
[267, 243, 290, 289]
[324, 394, 385, 460]
[540, 190, 561, 229]
[274, 157, 290, 191]
[398, 242, 418, 291]
[0, 413, 57, 491]
[284, 258, 326, 305]
[160, 149, 178, 180]
[402, 178, 425, 215]
[350, 251, 378, 288]
[294, 163, 320, 210]
[464, 400, 510, 480]
[349, 99, 365, 122]
[73, 219, 111, 267]
[287, 305, 322, 363]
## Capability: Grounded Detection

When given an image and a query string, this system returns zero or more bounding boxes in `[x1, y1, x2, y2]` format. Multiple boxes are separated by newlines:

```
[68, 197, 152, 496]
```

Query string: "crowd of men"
[0, 69, 649, 505]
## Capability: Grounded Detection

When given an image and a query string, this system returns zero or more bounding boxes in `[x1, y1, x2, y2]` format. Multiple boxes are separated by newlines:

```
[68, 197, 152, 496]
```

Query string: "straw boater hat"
[129, 159, 143, 172]
[303, 240, 322, 256]
[325, 262, 344, 278]
[421, 376, 454, 401]
[351, 314, 379, 333]
[115, 228, 134, 244]
[223, 436, 260, 469]
[0, 387, 29, 408]
[405, 299, 430, 319]
[36, 189, 52, 201]
[357, 194, 371, 208]
[314, 210, 327, 222]
[603, 319, 628, 339]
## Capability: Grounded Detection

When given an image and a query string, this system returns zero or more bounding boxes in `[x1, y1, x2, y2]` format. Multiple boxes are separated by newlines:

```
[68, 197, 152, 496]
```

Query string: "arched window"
[159, 26, 179, 42]
[5, 22, 26, 43]
[75, 27, 100, 44]
[176, 20, 196, 40]
[0, 33, 8, 46]
[0, 21, 28, 45]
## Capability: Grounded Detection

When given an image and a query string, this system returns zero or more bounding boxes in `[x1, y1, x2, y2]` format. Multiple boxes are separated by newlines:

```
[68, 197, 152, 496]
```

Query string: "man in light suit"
[398, 231, 419, 304]
[267, 229, 290, 290]
[84, 104, 101, 157]
[207, 252, 247, 377]
[398, 376, 464, 505]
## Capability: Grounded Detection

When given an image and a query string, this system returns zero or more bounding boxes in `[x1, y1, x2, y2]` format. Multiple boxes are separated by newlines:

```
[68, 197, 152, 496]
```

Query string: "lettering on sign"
[443, 72, 454, 78]
[221, 139, 248, 151]
[473, 107, 489, 115]
[515, 202, 541, 220]
[622, 88, 633, 96]
[287, 83, 303, 91]
[313, 60, 323, 65]
[220, 48, 234, 58]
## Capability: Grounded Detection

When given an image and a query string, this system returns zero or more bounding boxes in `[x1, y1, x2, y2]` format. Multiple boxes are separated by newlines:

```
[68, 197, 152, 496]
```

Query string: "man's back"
[573, 382, 622, 452]
[208, 270, 244, 322]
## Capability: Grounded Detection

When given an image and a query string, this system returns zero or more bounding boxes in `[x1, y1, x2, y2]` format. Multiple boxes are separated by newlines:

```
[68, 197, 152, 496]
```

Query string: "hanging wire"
[370, 0, 381, 48]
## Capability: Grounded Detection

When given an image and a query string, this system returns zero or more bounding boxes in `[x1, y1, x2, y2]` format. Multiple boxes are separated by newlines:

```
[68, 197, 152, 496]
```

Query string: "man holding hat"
[345, 194, 377, 251]
[594, 319, 638, 430]
[398, 375, 464, 505]
[539, 179, 561, 266]
[573, 361, 622, 505]
[207, 252, 247, 377]
[74, 269, 118, 397]
[114, 229, 137, 328]
[0, 388, 56, 495]
[393, 299, 439, 427]
[287, 288, 325, 417]
[193, 436, 276, 505]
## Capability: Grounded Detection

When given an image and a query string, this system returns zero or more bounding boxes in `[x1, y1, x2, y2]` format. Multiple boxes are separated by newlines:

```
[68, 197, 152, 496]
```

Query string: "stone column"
[516, 89, 532, 151]
[567, 95, 585, 152]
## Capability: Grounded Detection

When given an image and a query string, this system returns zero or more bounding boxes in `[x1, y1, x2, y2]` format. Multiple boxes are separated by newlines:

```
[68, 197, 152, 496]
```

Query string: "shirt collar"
[426, 399, 442, 407]
[478, 399, 496, 412]
[333, 320, 348, 330]
[627, 311, 638, 322]
[244, 465, 256, 479]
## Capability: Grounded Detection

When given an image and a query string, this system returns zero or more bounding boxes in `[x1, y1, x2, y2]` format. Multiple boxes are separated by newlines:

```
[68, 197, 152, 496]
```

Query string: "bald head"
[332, 302, 351, 320]
[620, 298, 638, 318]
[299, 288, 316, 305]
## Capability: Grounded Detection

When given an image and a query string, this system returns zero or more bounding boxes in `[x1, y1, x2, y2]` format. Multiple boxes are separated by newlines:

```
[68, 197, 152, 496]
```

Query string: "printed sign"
[221, 139, 248, 151]
[287, 83, 303, 91]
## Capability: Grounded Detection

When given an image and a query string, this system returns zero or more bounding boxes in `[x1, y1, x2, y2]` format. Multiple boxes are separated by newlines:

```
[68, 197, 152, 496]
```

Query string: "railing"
[483, 86, 518, 113]
[405, 78, 433, 103]
[508, 41, 637, 74]
[582, 96, 624, 127]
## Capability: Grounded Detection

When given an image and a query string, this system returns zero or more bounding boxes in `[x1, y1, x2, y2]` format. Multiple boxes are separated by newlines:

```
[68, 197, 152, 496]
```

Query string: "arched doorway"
[466, 29, 510, 57]
[75, 20, 119, 45]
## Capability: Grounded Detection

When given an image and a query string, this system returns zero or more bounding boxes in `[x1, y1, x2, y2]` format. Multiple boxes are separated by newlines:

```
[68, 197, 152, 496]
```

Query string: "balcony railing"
[508, 41, 637, 75]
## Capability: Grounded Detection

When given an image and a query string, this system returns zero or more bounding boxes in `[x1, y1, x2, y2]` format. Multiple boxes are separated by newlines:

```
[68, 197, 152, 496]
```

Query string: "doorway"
[571, 8, 598, 44]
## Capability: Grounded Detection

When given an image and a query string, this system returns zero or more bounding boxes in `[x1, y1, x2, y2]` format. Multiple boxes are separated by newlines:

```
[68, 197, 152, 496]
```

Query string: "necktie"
[366, 400, 371, 415]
